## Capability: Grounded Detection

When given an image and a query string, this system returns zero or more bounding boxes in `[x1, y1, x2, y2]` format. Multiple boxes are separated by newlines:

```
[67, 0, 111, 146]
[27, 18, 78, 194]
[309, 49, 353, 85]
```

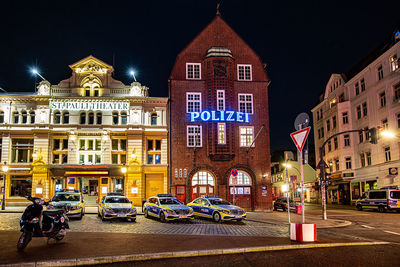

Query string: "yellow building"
[0, 56, 168, 207]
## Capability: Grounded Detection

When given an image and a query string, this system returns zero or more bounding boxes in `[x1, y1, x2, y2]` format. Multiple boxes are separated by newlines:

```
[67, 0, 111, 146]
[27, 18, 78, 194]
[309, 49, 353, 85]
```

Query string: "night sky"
[1, 0, 399, 151]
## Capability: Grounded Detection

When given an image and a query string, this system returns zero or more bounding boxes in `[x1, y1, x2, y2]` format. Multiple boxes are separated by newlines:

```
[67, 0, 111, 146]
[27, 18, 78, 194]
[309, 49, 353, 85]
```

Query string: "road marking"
[361, 225, 375, 229]
[383, 230, 400, 236]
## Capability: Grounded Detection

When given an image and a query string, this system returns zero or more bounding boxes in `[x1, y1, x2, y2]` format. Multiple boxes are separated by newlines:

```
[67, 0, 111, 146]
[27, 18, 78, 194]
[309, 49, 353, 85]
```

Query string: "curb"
[246, 218, 352, 229]
[2, 241, 390, 267]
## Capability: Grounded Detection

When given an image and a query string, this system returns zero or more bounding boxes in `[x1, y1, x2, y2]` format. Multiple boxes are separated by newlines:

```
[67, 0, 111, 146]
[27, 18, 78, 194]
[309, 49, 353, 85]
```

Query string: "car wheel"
[144, 208, 149, 218]
[282, 206, 286, 212]
[78, 212, 83, 220]
[378, 206, 385, 213]
[159, 212, 167, 223]
[356, 205, 363, 211]
[130, 218, 136, 223]
[236, 219, 243, 222]
[213, 212, 221, 223]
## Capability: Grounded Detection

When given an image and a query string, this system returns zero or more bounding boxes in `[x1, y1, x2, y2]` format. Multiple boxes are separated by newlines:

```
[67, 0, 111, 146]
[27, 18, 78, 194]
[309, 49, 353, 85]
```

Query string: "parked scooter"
[17, 196, 69, 251]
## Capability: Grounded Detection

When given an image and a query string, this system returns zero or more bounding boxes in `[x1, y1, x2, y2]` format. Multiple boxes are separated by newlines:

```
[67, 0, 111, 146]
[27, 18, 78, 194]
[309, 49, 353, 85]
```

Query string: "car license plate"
[179, 215, 187, 219]
[117, 214, 126, 217]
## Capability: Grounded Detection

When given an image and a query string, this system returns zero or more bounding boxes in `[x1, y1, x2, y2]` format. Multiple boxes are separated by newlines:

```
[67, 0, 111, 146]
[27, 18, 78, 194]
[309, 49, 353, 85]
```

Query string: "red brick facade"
[168, 15, 272, 211]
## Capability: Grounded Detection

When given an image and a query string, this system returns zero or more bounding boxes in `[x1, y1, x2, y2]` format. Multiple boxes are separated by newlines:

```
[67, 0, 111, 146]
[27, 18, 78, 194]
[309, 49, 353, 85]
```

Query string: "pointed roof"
[69, 55, 114, 73]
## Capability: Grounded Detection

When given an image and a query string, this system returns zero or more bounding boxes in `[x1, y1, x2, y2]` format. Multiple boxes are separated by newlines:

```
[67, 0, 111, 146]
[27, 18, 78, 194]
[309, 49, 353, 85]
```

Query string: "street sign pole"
[300, 145, 305, 224]
[284, 152, 290, 224]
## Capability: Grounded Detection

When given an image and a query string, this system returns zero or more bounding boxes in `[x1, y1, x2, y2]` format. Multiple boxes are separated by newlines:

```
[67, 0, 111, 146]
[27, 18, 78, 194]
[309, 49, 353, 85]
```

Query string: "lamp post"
[121, 166, 127, 195]
[1, 162, 9, 210]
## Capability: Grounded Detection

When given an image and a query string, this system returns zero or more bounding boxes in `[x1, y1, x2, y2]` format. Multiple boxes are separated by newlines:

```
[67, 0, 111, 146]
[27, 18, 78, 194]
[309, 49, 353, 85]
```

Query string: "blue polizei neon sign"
[190, 110, 250, 123]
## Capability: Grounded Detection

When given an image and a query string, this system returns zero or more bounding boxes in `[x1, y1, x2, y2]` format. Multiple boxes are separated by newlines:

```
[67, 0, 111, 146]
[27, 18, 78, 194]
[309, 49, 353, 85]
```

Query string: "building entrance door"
[191, 171, 215, 200]
[81, 178, 98, 205]
[145, 174, 164, 199]
[229, 171, 252, 210]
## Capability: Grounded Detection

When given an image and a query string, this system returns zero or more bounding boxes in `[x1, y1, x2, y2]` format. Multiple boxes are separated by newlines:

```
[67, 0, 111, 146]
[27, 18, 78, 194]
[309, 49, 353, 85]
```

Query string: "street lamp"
[129, 70, 137, 82]
[121, 166, 127, 194]
[31, 68, 47, 81]
[1, 162, 9, 210]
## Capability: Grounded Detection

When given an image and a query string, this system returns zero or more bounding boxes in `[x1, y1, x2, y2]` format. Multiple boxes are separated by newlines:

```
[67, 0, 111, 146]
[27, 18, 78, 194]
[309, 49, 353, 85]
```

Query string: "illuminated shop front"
[0, 56, 168, 207]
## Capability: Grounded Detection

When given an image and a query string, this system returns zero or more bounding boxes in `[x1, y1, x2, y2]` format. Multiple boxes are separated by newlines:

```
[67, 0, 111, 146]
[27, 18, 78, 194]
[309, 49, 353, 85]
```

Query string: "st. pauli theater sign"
[50, 101, 129, 111]
[190, 110, 250, 123]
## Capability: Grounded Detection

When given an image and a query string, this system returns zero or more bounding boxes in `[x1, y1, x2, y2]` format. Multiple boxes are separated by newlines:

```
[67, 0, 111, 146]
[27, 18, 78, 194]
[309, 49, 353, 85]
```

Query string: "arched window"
[96, 112, 102, 124]
[29, 111, 35, 124]
[112, 111, 119, 125]
[121, 111, 127, 125]
[0, 110, 4, 123]
[13, 111, 19, 124]
[80, 112, 86, 124]
[21, 110, 27, 124]
[229, 171, 251, 185]
[151, 113, 157, 125]
[62, 111, 69, 124]
[192, 171, 215, 186]
[88, 111, 94, 125]
[54, 111, 61, 124]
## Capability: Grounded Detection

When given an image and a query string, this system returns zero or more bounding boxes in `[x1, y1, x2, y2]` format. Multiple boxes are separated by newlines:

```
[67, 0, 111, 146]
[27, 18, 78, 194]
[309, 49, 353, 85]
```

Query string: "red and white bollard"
[290, 223, 317, 242]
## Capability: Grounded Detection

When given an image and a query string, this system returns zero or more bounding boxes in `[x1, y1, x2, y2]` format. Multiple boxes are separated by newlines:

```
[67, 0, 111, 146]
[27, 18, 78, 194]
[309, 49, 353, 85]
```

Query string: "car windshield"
[52, 194, 80, 202]
[159, 198, 181, 205]
[105, 197, 130, 203]
[209, 199, 231, 205]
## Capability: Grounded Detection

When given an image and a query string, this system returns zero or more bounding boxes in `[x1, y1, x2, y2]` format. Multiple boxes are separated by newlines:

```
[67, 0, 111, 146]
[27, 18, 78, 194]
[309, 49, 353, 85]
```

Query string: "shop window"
[186, 63, 201, 80]
[62, 111, 69, 124]
[238, 94, 253, 114]
[96, 112, 102, 125]
[88, 112, 94, 125]
[112, 111, 119, 125]
[80, 112, 86, 124]
[187, 125, 202, 147]
[21, 110, 27, 124]
[237, 64, 252, 81]
[121, 112, 127, 125]
[10, 176, 32, 197]
[151, 113, 157, 125]
[13, 111, 19, 124]
[147, 139, 161, 164]
[397, 114, 400, 129]
[239, 126, 254, 147]
[54, 111, 61, 124]
[11, 139, 33, 163]
[186, 93, 201, 113]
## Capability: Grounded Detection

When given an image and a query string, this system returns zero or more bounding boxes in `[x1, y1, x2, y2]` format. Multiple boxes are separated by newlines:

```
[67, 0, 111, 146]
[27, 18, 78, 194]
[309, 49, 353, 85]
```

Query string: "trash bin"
[296, 205, 302, 214]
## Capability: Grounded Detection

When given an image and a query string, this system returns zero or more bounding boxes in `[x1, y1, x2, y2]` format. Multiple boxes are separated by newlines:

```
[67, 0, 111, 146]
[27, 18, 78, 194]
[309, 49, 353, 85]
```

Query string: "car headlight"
[188, 207, 194, 214]
[130, 208, 137, 213]
[165, 209, 176, 215]
[218, 209, 230, 214]
[71, 205, 81, 210]
[104, 208, 113, 213]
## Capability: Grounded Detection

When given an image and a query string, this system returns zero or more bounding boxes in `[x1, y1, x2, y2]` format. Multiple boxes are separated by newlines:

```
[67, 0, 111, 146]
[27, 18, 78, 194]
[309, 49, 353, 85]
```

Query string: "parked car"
[98, 193, 137, 221]
[356, 188, 400, 213]
[187, 195, 246, 222]
[143, 194, 194, 223]
[48, 189, 85, 219]
[273, 197, 296, 212]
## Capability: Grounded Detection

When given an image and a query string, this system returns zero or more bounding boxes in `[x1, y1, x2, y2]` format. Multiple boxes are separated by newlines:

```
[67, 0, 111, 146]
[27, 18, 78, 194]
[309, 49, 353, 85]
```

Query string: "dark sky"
[1, 0, 399, 151]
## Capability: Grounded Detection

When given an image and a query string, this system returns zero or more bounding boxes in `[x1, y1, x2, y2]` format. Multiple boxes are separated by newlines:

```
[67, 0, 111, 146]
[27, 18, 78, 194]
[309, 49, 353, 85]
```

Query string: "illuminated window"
[147, 139, 162, 164]
[186, 93, 201, 113]
[237, 64, 252, 81]
[240, 126, 254, 147]
[192, 171, 215, 186]
[187, 125, 202, 147]
[121, 111, 127, 125]
[229, 171, 251, 185]
[11, 139, 33, 163]
[217, 123, 226, 144]
[111, 139, 127, 164]
[390, 54, 398, 71]
[186, 63, 201, 80]
[238, 94, 253, 114]
[216, 90, 225, 111]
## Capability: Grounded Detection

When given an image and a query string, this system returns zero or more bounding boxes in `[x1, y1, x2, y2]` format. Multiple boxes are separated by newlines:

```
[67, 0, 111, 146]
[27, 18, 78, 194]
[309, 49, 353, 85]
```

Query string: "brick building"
[168, 14, 272, 211]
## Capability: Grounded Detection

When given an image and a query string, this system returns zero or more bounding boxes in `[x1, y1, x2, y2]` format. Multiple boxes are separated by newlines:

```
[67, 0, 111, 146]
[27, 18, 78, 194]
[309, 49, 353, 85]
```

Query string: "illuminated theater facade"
[0, 56, 168, 206]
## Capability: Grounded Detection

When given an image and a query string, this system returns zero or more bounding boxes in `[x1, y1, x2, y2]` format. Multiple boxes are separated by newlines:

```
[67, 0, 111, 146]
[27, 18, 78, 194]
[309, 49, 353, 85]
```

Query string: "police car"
[48, 189, 85, 219]
[356, 188, 400, 213]
[187, 195, 246, 222]
[98, 193, 137, 222]
[143, 194, 194, 223]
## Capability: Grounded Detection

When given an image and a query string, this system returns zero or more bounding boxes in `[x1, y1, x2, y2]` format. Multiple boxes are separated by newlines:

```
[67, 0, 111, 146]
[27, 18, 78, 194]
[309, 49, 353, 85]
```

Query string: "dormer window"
[237, 64, 252, 81]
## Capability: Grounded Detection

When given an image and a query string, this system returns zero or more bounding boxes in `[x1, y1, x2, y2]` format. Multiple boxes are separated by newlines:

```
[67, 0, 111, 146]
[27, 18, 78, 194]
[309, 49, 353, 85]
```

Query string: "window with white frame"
[239, 126, 254, 147]
[238, 94, 253, 114]
[186, 93, 201, 113]
[111, 139, 127, 164]
[237, 64, 252, 81]
[345, 157, 352, 169]
[186, 63, 201, 80]
[385, 147, 391, 162]
[216, 90, 225, 111]
[78, 138, 102, 164]
[187, 125, 202, 147]
[217, 123, 226, 144]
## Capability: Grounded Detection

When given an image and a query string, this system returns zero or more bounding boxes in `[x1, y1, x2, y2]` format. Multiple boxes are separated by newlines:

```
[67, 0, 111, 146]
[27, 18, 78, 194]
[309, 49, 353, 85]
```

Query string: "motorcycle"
[17, 196, 70, 251]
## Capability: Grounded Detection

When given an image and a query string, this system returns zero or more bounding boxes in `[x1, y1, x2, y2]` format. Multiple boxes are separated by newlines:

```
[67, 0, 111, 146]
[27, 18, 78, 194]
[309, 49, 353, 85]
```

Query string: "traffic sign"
[317, 159, 328, 170]
[290, 127, 311, 152]
[231, 169, 238, 177]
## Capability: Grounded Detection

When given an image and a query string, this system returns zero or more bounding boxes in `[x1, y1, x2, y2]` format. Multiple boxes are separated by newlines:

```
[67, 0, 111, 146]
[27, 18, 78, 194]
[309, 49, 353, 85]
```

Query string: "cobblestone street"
[0, 213, 289, 237]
